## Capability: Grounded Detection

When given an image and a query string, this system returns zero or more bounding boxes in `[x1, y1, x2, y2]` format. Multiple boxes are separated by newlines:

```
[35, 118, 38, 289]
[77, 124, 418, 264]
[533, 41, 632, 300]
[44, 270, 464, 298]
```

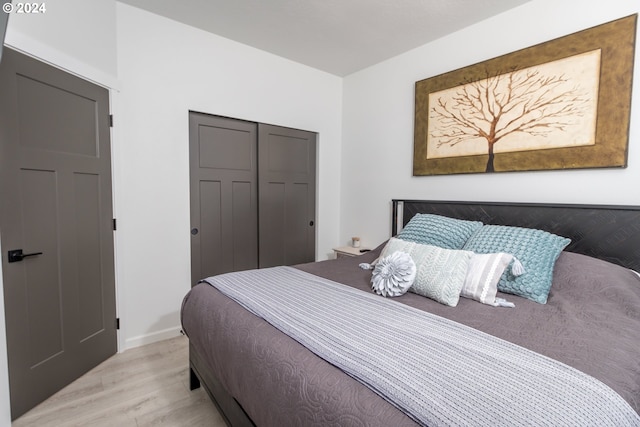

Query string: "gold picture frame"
[413, 14, 637, 176]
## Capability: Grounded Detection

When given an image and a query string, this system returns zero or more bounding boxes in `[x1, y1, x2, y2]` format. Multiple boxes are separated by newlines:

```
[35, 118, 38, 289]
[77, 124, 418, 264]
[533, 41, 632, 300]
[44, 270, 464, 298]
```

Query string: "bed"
[181, 200, 640, 426]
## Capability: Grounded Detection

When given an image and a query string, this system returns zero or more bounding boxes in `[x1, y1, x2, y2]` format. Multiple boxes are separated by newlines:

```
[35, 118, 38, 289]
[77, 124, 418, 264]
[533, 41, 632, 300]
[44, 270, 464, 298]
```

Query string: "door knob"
[7, 249, 43, 263]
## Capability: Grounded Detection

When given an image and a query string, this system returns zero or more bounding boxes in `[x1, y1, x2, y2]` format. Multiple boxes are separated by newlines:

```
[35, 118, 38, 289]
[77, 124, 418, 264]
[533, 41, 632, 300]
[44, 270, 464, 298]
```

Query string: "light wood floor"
[12, 335, 226, 427]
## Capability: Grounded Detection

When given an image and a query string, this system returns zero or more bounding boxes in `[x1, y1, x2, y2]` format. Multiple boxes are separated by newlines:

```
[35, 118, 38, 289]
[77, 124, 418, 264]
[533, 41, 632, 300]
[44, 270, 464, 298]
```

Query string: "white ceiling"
[118, 0, 530, 76]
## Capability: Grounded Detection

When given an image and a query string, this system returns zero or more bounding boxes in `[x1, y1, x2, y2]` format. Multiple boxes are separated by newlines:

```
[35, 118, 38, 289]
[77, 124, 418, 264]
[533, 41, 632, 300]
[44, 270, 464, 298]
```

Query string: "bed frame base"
[189, 343, 254, 427]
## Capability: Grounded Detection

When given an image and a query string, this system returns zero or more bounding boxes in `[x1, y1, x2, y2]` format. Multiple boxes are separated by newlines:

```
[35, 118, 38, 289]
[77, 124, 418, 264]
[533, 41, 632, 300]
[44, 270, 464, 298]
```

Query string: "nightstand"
[333, 246, 367, 258]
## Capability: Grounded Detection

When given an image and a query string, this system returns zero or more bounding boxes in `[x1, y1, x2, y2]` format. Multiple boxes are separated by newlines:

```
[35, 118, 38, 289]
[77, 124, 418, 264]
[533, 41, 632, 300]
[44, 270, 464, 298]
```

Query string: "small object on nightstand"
[333, 246, 368, 258]
[351, 237, 361, 248]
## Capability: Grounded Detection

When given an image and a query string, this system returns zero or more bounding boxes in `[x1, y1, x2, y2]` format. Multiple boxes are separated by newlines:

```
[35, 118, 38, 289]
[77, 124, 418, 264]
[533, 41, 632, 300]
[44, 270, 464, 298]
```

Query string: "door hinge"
[109, 114, 114, 127]
[116, 318, 120, 330]
[112, 218, 117, 230]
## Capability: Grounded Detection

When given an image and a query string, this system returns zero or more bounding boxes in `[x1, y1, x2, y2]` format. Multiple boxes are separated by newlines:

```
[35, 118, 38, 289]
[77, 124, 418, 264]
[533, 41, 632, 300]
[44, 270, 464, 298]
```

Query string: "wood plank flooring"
[12, 335, 226, 427]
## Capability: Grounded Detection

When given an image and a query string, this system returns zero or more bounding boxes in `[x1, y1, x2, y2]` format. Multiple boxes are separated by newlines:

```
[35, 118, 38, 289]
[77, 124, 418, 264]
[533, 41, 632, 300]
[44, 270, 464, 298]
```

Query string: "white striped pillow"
[461, 253, 514, 306]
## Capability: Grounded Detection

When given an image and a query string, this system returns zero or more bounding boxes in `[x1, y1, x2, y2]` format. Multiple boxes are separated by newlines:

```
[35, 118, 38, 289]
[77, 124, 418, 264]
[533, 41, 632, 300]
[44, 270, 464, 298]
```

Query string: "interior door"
[258, 124, 316, 267]
[189, 112, 258, 285]
[0, 48, 117, 419]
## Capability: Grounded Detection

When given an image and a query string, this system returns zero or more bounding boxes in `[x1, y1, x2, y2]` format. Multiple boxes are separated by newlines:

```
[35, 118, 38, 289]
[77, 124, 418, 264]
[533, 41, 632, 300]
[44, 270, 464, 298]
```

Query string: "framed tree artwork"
[413, 14, 637, 176]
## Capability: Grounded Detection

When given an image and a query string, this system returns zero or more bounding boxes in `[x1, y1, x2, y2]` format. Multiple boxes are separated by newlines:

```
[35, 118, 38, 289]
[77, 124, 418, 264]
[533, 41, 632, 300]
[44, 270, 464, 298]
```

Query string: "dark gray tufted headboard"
[392, 199, 640, 272]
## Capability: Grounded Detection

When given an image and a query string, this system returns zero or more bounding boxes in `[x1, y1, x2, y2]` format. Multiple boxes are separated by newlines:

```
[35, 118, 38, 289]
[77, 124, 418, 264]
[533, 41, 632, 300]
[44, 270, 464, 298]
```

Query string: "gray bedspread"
[181, 245, 640, 426]
[203, 266, 639, 426]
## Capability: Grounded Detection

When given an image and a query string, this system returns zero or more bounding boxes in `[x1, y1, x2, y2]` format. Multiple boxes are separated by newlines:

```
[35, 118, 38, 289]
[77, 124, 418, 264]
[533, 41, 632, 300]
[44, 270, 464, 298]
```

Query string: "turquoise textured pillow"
[462, 225, 571, 304]
[397, 214, 483, 249]
[381, 238, 473, 306]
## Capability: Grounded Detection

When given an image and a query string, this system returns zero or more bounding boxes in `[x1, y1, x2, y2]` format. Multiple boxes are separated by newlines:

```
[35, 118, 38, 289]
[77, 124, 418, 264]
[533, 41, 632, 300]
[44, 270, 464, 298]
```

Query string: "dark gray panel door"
[258, 124, 316, 267]
[189, 113, 258, 285]
[0, 48, 116, 419]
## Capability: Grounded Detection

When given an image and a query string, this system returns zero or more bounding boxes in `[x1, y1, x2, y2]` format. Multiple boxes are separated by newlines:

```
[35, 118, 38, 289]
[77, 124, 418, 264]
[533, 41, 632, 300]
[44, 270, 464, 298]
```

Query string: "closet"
[189, 112, 316, 285]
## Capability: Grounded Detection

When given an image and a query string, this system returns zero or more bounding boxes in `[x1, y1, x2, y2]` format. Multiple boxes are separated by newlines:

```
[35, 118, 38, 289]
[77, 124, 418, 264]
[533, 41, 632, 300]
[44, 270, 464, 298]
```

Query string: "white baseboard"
[122, 326, 183, 351]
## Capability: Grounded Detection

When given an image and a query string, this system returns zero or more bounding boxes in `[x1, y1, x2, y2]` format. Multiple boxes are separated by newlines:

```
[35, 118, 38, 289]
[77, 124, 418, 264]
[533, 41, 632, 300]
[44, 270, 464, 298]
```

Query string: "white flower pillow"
[371, 251, 416, 297]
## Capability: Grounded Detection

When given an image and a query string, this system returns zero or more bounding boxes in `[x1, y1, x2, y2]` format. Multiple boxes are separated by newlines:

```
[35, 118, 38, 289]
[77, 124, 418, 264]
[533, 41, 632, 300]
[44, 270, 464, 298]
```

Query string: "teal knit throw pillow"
[397, 214, 483, 249]
[463, 225, 570, 304]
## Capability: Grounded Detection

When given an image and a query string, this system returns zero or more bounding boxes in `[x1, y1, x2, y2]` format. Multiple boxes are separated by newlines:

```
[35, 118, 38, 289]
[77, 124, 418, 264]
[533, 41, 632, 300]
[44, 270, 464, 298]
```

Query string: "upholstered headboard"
[392, 200, 640, 273]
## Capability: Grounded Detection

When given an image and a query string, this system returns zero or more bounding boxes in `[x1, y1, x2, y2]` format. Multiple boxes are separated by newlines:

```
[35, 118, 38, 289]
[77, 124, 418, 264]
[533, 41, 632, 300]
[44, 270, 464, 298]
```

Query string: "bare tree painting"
[426, 50, 600, 172]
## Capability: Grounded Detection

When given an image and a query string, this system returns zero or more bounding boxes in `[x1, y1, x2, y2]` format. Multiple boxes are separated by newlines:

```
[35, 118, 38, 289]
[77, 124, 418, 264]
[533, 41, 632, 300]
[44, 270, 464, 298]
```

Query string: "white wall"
[114, 3, 343, 349]
[4, 0, 117, 87]
[341, 0, 640, 249]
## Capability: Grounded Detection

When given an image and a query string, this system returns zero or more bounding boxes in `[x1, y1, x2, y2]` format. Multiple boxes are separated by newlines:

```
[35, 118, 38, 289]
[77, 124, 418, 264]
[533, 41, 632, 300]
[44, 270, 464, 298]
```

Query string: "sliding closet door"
[189, 113, 258, 284]
[258, 124, 316, 267]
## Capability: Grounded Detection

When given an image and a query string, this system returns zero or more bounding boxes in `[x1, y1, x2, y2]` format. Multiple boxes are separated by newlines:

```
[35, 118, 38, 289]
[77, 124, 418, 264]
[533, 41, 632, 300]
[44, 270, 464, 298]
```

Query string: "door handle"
[7, 249, 43, 263]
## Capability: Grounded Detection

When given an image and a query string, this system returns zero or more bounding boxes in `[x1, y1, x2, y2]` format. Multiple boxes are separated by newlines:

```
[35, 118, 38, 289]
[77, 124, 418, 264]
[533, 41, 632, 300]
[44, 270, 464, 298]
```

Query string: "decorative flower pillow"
[371, 251, 416, 297]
